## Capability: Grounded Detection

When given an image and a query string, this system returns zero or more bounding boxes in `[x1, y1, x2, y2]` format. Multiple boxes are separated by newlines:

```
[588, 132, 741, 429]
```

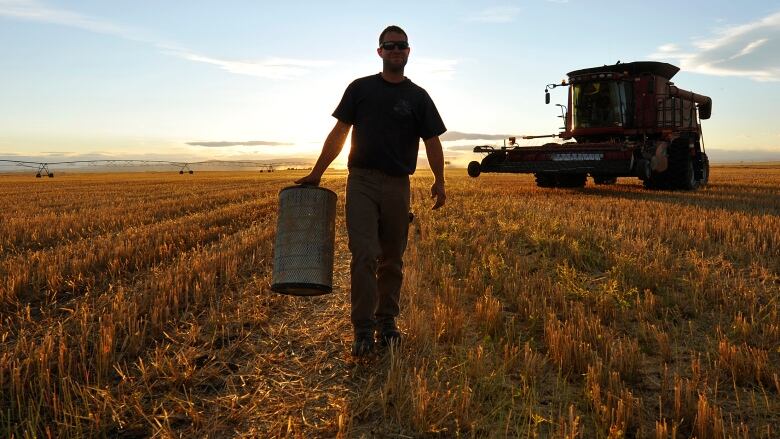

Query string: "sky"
[1, 0, 779, 167]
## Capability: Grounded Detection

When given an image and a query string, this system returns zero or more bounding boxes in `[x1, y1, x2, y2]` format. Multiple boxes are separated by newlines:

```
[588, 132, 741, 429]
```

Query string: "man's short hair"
[379, 25, 408, 45]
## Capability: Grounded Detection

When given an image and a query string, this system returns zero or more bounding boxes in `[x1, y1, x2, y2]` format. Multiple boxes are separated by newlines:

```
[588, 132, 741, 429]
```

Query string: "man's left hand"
[430, 181, 446, 210]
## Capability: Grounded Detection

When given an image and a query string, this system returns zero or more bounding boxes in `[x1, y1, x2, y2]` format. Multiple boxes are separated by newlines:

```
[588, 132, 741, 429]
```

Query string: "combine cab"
[468, 61, 712, 189]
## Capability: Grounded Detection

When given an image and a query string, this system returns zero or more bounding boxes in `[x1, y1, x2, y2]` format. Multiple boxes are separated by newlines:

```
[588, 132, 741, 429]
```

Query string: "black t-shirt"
[332, 73, 446, 175]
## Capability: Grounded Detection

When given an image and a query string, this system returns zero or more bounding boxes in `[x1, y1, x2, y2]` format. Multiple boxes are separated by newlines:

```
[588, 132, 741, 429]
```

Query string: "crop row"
[384, 173, 780, 436]
[1, 201, 278, 435]
[2, 169, 778, 436]
[0, 177, 287, 255]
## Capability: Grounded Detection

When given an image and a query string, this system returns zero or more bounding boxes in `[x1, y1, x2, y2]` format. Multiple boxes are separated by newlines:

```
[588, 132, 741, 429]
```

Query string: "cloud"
[0, 0, 331, 80]
[408, 57, 459, 81]
[162, 48, 332, 80]
[186, 140, 293, 148]
[651, 11, 780, 81]
[466, 6, 521, 23]
[440, 131, 513, 141]
[733, 38, 768, 58]
[0, 0, 155, 42]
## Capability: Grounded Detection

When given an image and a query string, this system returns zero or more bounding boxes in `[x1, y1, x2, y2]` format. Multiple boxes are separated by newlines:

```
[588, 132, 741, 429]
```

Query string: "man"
[295, 25, 447, 357]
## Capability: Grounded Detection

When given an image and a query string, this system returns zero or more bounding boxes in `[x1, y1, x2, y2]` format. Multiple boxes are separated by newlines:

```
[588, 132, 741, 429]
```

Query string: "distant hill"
[706, 149, 780, 163]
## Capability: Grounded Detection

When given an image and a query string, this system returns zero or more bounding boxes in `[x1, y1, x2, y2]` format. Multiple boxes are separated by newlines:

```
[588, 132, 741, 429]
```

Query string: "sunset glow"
[2, 1, 779, 165]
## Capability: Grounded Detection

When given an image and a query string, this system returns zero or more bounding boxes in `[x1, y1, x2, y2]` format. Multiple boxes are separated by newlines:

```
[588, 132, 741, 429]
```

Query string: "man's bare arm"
[295, 120, 351, 185]
[423, 136, 446, 209]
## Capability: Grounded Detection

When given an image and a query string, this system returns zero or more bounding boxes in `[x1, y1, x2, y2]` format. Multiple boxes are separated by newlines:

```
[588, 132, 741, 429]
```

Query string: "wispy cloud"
[0, 0, 331, 80]
[187, 140, 293, 148]
[466, 6, 521, 23]
[651, 11, 780, 81]
[1, 0, 134, 36]
[408, 57, 459, 81]
[162, 47, 332, 80]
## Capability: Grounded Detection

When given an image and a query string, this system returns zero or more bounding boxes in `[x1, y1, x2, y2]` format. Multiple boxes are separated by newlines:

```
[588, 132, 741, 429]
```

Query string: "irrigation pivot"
[0, 159, 308, 177]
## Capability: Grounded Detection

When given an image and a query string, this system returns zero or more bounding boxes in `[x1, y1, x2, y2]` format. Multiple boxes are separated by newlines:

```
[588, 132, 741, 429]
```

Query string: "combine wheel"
[698, 152, 710, 186]
[467, 161, 481, 177]
[535, 173, 557, 188]
[557, 173, 587, 188]
[593, 175, 617, 185]
[667, 142, 698, 190]
[643, 171, 669, 190]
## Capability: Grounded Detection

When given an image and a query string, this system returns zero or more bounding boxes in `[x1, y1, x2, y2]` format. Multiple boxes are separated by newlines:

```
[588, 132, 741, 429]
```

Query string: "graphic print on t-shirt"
[393, 99, 412, 117]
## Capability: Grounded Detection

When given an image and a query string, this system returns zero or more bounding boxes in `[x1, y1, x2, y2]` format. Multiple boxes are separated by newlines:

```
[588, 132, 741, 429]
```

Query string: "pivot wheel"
[467, 161, 481, 178]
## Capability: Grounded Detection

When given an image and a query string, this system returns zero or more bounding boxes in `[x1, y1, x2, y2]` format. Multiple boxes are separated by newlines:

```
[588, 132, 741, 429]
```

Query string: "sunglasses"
[380, 41, 409, 51]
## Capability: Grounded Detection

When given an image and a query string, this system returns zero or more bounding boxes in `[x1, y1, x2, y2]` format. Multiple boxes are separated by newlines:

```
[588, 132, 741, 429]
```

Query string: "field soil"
[1, 167, 779, 438]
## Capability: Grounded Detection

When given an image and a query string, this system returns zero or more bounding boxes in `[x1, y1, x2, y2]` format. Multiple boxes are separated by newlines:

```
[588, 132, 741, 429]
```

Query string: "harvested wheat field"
[1, 166, 779, 438]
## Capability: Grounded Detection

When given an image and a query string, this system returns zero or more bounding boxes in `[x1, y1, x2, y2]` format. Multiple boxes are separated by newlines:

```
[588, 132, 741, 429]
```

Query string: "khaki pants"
[346, 167, 410, 335]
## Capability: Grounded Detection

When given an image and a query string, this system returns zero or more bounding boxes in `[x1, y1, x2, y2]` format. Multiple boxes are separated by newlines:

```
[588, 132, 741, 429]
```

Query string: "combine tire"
[698, 153, 710, 186]
[467, 161, 481, 178]
[643, 178, 658, 189]
[535, 173, 557, 188]
[557, 173, 587, 188]
[667, 142, 698, 190]
[593, 175, 617, 185]
[643, 171, 670, 189]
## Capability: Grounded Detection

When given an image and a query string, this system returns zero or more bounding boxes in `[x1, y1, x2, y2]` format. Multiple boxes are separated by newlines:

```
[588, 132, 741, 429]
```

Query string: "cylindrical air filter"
[271, 185, 337, 296]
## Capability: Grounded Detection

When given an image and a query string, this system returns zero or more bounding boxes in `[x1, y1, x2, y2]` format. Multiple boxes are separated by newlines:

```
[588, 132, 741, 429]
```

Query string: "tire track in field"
[215, 179, 379, 437]
[235, 209, 356, 437]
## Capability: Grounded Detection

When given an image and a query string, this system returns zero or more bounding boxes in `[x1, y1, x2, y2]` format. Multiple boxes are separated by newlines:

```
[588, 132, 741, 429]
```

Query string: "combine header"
[468, 61, 712, 189]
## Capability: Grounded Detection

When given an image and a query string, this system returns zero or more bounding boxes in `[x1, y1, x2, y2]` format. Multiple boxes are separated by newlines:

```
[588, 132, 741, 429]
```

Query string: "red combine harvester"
[467, 61, 712, 189]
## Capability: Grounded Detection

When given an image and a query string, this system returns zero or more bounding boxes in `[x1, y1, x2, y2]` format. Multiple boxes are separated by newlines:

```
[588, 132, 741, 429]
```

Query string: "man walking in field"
[295, 25, 447, 357]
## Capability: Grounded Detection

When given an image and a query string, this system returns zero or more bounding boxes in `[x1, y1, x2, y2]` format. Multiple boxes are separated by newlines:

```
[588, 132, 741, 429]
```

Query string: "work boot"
[351, 332, 374, 357]
[376, 319, 402, 348]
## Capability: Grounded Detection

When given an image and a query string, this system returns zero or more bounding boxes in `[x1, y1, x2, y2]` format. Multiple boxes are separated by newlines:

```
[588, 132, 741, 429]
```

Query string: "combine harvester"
[468, 61, 712, 189]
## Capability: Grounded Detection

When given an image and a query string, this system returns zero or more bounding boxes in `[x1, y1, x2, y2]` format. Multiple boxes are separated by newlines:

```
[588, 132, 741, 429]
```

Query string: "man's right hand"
[294, 172, 322, 186]
[430, 180, 446, 210]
